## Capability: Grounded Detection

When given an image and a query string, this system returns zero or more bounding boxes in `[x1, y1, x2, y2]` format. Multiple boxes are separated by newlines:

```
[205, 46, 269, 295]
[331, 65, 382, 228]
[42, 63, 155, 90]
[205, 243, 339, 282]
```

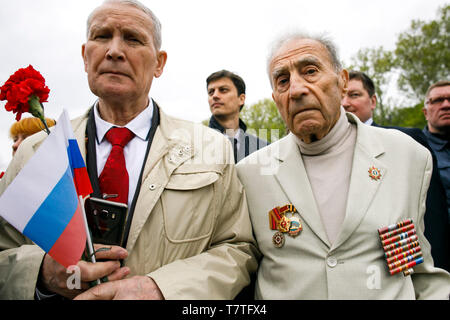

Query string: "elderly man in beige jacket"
[236, 32, 450, 299]
[0, 0, 258, 300]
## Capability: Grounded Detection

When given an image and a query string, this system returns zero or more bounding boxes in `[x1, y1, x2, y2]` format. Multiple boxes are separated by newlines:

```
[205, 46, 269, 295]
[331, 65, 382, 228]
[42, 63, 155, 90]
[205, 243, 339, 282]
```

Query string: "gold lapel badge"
[378, 218, 423, 276]
[269, 204, 302, 248]
[368, 166, 382, 181]
[272, 232, 285, 248]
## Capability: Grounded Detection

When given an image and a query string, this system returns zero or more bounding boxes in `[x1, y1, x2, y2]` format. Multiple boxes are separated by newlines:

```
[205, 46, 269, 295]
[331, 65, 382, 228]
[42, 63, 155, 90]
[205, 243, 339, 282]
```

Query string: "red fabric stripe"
[273, 207, 282, 220]
[270, 210, 277, 230]
[73, 167, 93, 197]
[270, 208, 283, 230]
[48, 202, 86, 268]
[270, 219, 276, 230]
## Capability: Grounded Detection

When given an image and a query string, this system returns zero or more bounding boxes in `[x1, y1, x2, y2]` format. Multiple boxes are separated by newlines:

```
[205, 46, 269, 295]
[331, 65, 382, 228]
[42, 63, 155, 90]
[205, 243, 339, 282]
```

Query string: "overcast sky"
[0, 0, 447, 171]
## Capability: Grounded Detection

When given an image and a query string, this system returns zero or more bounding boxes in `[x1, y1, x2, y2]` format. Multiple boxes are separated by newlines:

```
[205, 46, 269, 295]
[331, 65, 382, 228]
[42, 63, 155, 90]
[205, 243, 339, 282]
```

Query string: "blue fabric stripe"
[23, 166, 78, 252]
[67, 139, 85, 170]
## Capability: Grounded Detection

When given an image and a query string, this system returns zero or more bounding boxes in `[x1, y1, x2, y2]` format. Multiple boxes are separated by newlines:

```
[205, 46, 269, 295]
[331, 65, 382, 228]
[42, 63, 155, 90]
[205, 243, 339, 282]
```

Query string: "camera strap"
[85, 101, 161, 248]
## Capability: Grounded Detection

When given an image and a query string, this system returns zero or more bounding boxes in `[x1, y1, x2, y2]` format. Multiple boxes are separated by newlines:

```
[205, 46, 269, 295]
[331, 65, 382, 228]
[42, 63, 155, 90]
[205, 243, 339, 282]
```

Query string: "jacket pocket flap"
[165, 172, 220, 190]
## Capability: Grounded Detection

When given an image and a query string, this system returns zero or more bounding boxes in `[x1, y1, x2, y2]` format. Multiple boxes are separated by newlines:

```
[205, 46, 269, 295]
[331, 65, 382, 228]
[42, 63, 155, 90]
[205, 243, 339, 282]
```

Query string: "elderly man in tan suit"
[236, 32, 450, 299]
[0, 0, 258, 300]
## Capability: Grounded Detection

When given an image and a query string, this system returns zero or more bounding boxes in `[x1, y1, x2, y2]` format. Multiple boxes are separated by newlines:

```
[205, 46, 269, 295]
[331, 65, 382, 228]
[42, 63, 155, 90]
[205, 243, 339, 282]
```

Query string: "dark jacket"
[209, 116, 269, 163]
[373, 122, 450, 271]
[422, 126, 450, 221]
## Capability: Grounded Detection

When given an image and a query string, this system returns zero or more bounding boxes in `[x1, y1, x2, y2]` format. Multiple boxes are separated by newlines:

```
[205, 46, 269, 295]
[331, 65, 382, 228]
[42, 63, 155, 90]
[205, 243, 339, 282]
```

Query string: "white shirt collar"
[94, 99, 154, 143]
[364, 117, 374, 126]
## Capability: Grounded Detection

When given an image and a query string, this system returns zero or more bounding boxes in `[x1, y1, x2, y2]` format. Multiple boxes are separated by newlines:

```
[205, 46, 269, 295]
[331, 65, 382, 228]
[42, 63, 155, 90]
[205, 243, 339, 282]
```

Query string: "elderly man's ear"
[339, 69, 349, 98]
[82, 44, 87, 73]
[154, 51, 167, 79]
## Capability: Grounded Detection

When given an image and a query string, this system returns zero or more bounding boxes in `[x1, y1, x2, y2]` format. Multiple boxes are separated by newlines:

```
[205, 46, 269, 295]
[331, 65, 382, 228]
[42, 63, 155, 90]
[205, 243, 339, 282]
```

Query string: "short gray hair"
[86, 0, 162, 51]
[267, 31, 342, 87]
[425, 80, 450, 106]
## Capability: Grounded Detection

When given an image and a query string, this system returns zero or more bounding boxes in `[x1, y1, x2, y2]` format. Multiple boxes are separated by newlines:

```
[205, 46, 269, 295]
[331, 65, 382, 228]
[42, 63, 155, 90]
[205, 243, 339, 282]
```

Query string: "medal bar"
[378, 219, 423, 276]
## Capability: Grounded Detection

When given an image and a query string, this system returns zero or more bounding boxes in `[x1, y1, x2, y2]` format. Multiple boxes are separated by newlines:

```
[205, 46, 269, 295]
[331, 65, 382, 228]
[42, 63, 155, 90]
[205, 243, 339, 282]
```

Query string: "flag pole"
[79, 195, 101, 286]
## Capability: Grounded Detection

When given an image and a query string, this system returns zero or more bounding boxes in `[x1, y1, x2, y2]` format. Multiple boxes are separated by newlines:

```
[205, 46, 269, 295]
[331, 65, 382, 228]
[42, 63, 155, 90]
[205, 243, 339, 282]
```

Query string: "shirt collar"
[209, 116, 248, 133]
[364, 117, 374, 126]
[94, 99, 154, 144]
[423, 126, 449, 151]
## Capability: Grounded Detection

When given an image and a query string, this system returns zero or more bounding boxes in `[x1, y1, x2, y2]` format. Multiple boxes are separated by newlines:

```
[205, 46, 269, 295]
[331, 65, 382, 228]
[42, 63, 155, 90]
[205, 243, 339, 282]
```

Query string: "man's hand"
[38, 244, 130, 299]
[73, 276, 164, 300]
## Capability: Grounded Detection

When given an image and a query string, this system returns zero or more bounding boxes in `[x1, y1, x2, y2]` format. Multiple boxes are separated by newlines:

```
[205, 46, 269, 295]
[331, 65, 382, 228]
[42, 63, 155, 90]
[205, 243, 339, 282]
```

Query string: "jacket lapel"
[332, 114, 386, 250]
[274, 134, 331, 248]
[125, 110, 195, 252]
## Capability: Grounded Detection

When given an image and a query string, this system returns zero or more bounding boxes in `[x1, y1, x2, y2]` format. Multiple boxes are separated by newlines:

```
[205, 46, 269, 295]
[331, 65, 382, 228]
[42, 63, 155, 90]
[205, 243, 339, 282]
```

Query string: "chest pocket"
[161, 169, 221, 243]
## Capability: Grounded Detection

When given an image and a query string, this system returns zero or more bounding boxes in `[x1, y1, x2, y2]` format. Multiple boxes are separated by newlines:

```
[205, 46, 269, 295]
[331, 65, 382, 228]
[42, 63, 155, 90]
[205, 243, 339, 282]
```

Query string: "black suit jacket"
[372, 122, 450, 271]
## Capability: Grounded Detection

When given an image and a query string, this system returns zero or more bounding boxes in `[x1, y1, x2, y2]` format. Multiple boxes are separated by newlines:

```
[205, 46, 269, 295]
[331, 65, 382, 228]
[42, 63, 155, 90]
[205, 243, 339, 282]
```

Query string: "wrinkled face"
[424, 85, 450, 134]
[12, 133, 27, 156]
[82, 3, 166, 103]
[207, 77, 245, 118]
[270, 38, 348, 143]
[342, 79, 376, 123]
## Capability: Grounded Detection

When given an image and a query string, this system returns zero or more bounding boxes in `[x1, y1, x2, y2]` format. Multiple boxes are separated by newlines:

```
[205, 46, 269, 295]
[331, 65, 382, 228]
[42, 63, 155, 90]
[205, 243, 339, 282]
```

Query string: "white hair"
[267, 31, 342, 87]
[86, 0, 162, 51]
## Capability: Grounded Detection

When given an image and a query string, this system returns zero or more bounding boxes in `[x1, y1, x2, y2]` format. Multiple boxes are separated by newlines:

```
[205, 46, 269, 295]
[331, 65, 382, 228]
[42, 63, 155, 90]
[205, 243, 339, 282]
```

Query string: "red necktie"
[99, 127, 135, 204]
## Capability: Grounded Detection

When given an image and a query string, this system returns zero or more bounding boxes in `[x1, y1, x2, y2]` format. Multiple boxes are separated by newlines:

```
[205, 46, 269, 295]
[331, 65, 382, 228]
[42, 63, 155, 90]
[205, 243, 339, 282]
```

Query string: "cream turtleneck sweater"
[293, 107, 357, 244]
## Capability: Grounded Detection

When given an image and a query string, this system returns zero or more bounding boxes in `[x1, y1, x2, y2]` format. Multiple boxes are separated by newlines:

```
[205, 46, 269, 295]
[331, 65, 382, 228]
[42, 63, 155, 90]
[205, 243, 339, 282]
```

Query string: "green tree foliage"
[395, 5, 449, 100]
[347, 4, 449, 128]
[388, 102, 427, 129]
[240, 99, 287, 143]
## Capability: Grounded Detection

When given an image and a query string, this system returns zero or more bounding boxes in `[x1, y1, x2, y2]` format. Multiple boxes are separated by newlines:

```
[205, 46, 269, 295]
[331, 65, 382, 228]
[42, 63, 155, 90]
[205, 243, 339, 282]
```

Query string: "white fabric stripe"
[0, 111, 70, 232]
[60, 109, 75, 142]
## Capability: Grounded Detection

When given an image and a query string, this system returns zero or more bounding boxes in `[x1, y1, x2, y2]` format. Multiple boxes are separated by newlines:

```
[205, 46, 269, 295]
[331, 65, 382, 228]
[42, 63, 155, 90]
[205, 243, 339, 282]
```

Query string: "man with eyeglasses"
[423, 80, 450, 223]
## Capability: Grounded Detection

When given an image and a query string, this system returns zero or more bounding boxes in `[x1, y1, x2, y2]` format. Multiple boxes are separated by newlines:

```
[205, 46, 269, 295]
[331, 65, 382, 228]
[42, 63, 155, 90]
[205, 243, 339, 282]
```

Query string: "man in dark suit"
[206, 70, 268, 163]
[342, 70, 449, 271]
[422, 81, 450, 224]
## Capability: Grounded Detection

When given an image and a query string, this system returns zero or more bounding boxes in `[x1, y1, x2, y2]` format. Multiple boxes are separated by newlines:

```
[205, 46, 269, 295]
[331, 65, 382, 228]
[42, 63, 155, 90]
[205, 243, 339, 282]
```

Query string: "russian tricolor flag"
[0, 110, 92, 268]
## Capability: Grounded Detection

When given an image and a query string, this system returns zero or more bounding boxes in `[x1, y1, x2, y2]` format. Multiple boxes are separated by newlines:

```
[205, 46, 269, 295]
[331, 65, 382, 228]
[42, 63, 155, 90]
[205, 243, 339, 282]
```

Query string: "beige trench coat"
[0, 106, 259, 299]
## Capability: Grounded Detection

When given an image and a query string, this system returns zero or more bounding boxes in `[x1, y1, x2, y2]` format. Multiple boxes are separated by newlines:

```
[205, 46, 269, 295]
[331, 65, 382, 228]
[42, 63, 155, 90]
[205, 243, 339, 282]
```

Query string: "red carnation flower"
[0, 65, 50, 121]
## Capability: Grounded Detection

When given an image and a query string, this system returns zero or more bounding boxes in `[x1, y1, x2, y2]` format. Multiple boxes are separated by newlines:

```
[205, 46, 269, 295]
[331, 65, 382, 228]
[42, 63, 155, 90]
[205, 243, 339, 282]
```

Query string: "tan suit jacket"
[0, 107, 259, 299]
[236, 112, 450, 299]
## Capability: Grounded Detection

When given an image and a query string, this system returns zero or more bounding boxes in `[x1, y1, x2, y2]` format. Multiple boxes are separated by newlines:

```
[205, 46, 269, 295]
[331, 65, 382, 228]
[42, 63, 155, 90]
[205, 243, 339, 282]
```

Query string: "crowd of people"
[0, 0, 449, 300]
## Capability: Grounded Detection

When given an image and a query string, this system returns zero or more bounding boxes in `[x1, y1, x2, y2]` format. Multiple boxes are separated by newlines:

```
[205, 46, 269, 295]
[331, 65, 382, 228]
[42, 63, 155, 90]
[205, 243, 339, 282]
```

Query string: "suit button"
[327, 256, 338, 268]
[149, 184, 156, 191]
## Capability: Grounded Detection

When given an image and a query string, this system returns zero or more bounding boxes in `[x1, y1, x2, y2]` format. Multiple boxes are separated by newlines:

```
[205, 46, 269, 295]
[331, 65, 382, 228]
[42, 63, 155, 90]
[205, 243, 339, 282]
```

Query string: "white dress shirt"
[94, 100, 154, 208]
[364, 117, 374, 126]
[224, 128, 243, 151]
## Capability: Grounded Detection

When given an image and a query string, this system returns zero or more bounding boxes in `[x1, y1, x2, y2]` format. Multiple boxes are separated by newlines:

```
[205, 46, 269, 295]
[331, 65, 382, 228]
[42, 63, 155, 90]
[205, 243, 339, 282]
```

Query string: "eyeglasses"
[427, 96, 450, 105]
